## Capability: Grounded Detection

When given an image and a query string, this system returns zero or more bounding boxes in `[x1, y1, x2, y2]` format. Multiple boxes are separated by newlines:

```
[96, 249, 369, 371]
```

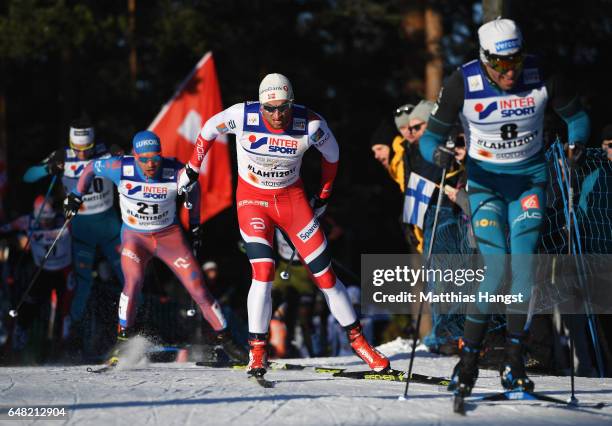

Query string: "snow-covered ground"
[1, 338, 611, 425]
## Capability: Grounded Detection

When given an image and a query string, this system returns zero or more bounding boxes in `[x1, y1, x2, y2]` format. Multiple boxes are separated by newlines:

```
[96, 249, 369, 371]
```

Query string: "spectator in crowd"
[0, 196, 74, 362]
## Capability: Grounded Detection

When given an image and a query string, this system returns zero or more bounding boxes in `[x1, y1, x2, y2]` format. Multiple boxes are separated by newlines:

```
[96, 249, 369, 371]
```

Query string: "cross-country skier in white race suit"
[178, 73, 390, 377]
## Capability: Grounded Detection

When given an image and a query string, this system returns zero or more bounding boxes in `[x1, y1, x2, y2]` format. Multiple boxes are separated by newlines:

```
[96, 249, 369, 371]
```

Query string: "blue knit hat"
[132, 130, 161, 154]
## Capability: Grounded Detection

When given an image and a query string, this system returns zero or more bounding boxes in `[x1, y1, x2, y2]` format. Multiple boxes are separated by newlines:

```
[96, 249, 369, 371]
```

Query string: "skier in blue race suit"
[419, 19, 589, 396]
[23, 118, 124, 346]
[63, 130, 247, 365]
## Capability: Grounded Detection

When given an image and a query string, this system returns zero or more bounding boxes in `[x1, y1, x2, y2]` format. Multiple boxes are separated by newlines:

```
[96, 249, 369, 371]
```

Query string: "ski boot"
[246, 333, 268, 377]
[345, 321, 390, 372]
[215, 329, 249, 363]
[449, 344, 480, 414]
[500, 336, 534, 392]
[448, 344, 480, 395]
[107, 326, 132, 367]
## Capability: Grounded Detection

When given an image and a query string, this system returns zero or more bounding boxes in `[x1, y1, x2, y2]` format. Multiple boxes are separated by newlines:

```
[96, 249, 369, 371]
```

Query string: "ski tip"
[249, 375, 275, 388]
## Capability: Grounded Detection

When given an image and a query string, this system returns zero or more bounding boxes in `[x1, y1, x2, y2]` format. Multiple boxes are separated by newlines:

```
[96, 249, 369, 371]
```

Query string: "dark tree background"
[1, 0, 611, 280]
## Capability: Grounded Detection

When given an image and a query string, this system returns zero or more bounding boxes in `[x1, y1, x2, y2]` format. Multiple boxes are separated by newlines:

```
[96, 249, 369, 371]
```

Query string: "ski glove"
[564, 142, 586, 168]
[432, 145, 455, 170]
[178, 164, 199, 194]
[63, 192, 83, 218]
[310, 195, 328, 219]
[43, 150, 64, 175]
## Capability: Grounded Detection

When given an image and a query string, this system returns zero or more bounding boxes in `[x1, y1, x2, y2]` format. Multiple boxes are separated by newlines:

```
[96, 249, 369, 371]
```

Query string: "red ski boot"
[346, 322, 390, 372]
[247, 334, 268, 377]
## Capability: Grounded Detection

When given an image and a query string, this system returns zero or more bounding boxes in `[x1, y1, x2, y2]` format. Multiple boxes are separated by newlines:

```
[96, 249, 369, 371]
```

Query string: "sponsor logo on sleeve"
[216, 123, 229, 134]
[467, 75, 484, 92]
[310, 128, 325, 143]
[520, 194, 540, 210]
[228, 119, 236, 129]
[247, 113, 260, 126]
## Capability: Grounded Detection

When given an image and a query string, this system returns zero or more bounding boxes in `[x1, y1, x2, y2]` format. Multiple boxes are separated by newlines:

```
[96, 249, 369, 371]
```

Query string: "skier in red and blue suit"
[64, 130, 246, 364]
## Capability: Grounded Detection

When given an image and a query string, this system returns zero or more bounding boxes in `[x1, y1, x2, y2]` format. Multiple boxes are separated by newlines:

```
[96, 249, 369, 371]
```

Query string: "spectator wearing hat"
[370, 114, 402, 176]
[394, 100, 447, 254]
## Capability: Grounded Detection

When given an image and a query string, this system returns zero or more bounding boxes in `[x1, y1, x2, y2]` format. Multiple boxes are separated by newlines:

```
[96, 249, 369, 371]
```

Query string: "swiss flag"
[149, 52, 232, 226]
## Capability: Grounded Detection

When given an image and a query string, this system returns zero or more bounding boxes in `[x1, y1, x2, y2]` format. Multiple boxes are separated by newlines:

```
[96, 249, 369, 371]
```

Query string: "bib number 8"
[500, 123, 518, 140]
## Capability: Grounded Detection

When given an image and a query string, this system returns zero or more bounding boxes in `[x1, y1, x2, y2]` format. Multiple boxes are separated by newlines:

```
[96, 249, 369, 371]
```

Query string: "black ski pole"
[566, 141, 578, 405]
[9, 213, 74, 318]
[400, 166, 447, 400]
[280, 247, 297, 280]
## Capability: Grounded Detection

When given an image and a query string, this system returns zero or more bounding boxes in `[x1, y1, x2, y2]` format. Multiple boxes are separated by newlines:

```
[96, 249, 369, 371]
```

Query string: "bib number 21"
[136, 202, 159, 215]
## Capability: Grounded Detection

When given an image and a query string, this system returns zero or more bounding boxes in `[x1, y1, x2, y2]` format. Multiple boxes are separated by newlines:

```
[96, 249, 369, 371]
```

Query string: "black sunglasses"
[262, 102, 292, 114]
[408, 122, 425, 133]
[394, 105, 414, 117]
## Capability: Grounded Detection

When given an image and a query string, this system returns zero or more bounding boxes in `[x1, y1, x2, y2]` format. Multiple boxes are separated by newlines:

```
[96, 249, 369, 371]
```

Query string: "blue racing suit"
[419, 56, 590, 343]
[24, 144, 124, 324]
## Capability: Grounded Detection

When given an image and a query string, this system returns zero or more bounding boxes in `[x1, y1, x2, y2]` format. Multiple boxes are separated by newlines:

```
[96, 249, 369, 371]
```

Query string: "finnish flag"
[403, 172, 436, 228]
